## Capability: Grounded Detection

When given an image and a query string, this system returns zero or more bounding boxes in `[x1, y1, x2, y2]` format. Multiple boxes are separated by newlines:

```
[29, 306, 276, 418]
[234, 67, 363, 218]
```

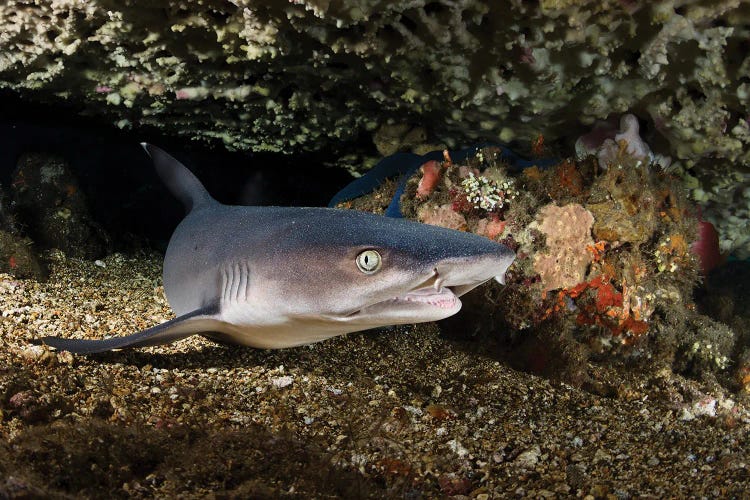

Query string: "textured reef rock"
[346, 132, 749, 390]
[0, 184, 46, 280]
[0, 153, 109, 279]
[1, 0, 749, 255]
[11, 153, 109, 260]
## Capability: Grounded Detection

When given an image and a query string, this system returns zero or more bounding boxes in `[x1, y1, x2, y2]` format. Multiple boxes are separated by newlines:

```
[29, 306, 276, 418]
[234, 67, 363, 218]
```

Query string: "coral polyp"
[460, 173, 518, 212]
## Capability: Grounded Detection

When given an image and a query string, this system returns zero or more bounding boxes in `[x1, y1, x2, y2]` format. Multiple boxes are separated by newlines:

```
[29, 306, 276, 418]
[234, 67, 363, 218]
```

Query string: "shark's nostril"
[413, 269, 440, 291]
[434, 275, 445, 292]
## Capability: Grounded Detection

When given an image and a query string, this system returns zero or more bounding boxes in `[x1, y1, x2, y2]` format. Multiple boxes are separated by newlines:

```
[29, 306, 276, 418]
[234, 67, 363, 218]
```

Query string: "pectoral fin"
[34, 306, 220, 354]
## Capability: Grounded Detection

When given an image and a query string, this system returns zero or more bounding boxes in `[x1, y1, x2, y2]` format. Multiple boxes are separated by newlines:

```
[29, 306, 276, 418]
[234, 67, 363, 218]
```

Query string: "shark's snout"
[430, 250, 515, 297]
[354, 247, 515, 324]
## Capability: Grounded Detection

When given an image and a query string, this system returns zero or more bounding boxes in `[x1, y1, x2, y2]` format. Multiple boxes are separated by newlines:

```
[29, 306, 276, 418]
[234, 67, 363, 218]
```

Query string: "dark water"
[0, 92, 353, 249]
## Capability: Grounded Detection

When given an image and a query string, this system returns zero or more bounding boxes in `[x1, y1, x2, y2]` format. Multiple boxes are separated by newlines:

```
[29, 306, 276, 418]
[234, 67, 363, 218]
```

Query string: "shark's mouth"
[381, 267, 494, 313]
[344, 268, 495, 321]
[345, 284, 464, 320]
[394, 286, 460, 309]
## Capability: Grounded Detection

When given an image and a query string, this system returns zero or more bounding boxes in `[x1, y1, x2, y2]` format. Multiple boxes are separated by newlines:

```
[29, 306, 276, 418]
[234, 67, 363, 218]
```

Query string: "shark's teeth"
[398, 288, 459, 309]
[402, 296, 458, 309]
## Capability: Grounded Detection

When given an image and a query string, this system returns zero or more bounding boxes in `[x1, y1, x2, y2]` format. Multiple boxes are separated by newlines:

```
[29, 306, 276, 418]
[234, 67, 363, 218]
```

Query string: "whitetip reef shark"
[36, 144, 515, 353]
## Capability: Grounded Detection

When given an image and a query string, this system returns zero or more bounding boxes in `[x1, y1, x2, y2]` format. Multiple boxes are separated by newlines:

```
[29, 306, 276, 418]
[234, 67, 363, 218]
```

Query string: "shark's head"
[237, 208, 515, 341]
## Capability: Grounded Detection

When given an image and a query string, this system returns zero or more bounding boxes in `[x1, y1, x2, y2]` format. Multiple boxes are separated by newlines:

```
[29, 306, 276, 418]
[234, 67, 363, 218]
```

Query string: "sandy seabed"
[1, 252, 748, 498]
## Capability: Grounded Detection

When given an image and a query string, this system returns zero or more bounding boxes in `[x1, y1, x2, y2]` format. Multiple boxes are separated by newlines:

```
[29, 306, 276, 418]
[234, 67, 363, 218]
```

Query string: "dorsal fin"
[141, 143, 216, 212]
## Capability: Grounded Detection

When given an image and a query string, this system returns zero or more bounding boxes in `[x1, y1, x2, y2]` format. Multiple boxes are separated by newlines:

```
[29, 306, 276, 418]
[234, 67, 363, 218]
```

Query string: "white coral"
[461, 173, 517, 212]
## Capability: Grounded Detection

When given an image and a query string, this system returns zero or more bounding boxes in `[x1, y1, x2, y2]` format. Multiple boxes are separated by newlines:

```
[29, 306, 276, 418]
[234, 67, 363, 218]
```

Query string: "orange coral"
[550, 159, 585, 198]
[590, 275, 623, 310]
[543, 274, 649, 340]
[478, 216, 507, 240]
[586, 241, 608, 262]
[532, 134, 545, 157]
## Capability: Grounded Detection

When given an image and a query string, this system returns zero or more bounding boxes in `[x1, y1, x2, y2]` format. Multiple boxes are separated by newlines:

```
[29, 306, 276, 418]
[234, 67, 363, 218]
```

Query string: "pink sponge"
[416, 160, 442, 199]
[692, 219, 724, 275]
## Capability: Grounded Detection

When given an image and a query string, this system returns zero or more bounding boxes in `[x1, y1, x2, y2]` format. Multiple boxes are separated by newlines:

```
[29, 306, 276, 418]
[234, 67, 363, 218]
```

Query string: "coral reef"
[0, 1, 749, 253]
[400, 147, 522, 238]
[349, 122, 746, 389]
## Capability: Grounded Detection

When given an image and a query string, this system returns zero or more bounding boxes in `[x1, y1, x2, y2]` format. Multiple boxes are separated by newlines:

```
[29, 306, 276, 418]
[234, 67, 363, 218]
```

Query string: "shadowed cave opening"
[0, 91, 356, 251]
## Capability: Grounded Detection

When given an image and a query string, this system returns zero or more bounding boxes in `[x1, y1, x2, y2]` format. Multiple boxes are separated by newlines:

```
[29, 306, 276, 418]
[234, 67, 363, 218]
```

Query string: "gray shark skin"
[36, 145, 515, 353]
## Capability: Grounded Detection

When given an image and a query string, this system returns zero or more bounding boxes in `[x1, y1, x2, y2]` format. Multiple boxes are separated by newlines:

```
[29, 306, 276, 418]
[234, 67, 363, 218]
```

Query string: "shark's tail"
[141, 143, 216, 212]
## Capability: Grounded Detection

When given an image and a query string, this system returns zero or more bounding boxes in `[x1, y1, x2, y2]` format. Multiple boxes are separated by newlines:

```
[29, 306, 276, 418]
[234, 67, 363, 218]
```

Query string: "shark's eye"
[356, 250, 382, 274]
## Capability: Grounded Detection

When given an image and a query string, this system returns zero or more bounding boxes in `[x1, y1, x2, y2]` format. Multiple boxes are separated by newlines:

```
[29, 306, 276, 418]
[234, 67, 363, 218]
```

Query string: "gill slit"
[222, 260, 251, 304]
[239, 260, 249, 302]
[231, 262, 239, 302]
